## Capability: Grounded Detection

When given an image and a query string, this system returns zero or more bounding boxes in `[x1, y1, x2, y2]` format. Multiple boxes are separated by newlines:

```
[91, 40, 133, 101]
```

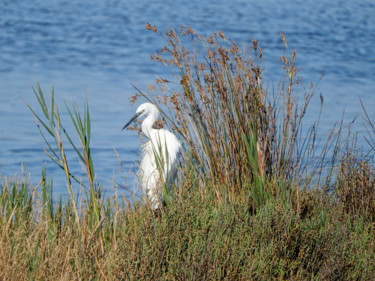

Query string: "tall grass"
[136, 26, 334, 210]
[0, 25, 374, 279]
[27, 84, 101, 227]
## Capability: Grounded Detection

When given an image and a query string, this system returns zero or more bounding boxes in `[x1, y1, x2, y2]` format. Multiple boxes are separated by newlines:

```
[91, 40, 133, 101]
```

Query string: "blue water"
[1, 0, 374, 198]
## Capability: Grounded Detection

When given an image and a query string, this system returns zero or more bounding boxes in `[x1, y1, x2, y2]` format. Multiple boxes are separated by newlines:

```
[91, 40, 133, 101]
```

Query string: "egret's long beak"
[122, 112, 142, 130]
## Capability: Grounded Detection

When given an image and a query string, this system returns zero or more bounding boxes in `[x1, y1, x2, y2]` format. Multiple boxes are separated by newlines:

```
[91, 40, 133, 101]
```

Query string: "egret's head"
[122, 103, 159, 130]
[136, 103, 158, 117]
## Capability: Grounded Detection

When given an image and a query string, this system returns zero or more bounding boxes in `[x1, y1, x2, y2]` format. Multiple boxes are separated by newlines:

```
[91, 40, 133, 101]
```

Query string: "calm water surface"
[1, 0, 374, 198]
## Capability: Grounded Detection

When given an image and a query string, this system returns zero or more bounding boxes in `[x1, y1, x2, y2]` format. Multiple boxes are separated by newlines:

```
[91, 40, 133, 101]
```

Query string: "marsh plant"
[27, 84, 101, 228]
[134, 25, 336, 209]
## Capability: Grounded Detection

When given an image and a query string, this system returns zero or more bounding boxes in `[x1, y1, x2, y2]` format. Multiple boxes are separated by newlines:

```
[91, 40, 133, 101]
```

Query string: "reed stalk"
[27, 83, 101, 228]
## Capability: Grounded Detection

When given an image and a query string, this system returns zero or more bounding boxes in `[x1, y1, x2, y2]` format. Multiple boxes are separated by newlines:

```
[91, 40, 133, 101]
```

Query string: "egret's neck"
[142, 113, 157, 139]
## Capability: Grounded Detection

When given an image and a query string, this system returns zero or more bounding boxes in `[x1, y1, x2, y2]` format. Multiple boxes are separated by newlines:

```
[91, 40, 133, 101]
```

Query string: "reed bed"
[1, 177, 374, 280]
[0, 26, 374, 280]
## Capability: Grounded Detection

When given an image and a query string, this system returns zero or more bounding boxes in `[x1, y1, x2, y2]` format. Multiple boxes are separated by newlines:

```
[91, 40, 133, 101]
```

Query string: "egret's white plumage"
[123, 103, 181, 210]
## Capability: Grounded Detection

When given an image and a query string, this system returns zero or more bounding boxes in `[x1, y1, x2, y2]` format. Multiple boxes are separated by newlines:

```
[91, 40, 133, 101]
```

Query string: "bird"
[122, 103, 182, 210]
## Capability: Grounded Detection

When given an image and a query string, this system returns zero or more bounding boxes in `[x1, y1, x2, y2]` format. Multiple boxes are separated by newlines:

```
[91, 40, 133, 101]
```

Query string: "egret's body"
[123, 103, 181, 210]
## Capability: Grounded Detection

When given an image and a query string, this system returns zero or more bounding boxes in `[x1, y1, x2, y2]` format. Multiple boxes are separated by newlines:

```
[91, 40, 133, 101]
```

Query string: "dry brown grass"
[131, 26, 331, 212]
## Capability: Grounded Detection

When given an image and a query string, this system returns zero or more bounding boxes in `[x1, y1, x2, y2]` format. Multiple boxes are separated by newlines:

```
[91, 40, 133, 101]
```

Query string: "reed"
[27, 84, 101, 227]
[334, 134, 375, 220]
[134, 26, 335, 211]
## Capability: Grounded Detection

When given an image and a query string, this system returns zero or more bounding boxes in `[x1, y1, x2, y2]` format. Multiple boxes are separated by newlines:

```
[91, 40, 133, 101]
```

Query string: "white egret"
[122, 103, 182, 210]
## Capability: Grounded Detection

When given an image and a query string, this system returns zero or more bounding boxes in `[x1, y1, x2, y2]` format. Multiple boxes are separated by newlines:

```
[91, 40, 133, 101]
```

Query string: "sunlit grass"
[0, 177, 374, 279]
